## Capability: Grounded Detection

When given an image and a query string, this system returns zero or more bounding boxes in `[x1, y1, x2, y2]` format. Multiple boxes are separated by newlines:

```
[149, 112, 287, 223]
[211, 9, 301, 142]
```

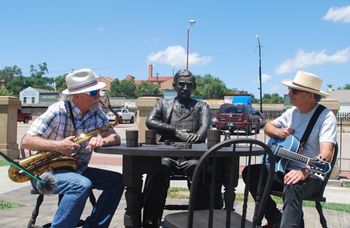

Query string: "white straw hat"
[281, 71, 328, 96]
[62, 69, 106, 95]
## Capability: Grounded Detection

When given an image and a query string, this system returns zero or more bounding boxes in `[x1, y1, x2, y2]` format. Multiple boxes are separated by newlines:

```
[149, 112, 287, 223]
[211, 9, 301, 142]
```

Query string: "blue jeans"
[51, 167, 124, 228]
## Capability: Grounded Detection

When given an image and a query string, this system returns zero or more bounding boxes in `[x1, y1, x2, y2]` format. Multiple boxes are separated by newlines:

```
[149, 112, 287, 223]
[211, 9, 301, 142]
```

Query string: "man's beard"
[89, 102, 100, 112]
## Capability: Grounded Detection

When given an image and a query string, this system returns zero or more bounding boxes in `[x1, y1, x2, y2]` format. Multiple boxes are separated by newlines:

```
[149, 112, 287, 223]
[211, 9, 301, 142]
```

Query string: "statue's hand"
[186, 133, 200, 143]
[175, 129, 190, 141]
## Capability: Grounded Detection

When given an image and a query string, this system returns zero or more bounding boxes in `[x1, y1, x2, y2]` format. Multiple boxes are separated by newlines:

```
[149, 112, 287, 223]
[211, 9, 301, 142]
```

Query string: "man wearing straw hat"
[242, 71, 337, 227]
[21, 69, 124, 227]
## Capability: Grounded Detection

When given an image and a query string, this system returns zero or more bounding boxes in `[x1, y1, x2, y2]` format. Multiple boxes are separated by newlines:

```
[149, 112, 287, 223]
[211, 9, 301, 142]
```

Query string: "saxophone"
[8, 97, 120, 183]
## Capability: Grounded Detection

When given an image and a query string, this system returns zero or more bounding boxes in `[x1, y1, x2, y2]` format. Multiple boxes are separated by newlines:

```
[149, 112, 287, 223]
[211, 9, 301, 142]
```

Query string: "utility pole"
[256, 35, 263, 113]
[186, 19, 195, 70]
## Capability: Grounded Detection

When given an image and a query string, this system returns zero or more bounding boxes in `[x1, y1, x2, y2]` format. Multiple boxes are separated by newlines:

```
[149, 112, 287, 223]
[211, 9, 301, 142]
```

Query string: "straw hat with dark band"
[282, 71, 328, 97]
[62, 69, 106, 95]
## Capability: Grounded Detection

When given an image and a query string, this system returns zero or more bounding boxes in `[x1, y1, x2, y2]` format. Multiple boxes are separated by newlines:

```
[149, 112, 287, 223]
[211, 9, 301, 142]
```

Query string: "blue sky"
[1, 1, 350, 97]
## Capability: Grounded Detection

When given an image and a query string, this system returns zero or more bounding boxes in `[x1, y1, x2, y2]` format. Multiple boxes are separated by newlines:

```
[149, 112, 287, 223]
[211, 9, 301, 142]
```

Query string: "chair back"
[187, 138, 275, 228]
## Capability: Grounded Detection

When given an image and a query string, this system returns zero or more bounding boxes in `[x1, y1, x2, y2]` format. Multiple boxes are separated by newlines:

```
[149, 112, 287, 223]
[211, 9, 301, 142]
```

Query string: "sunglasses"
[86, 89, 100, 97]
[288, 88, 304, 95]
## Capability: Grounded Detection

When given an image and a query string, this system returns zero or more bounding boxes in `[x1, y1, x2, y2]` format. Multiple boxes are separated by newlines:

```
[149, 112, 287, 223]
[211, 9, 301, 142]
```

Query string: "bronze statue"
[146, 69, 210, 142]
[142, 69, 217, 227]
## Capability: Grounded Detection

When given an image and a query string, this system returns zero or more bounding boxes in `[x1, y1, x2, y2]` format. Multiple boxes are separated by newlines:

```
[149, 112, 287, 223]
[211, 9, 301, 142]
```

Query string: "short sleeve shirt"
[273, 104, 337, 170]
[27, 101, 109, 173]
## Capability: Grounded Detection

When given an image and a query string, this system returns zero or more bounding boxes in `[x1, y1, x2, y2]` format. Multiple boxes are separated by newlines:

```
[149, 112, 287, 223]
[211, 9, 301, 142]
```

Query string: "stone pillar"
[320, 98, 340, 179]
[136, 96, 161, 143]
[0, 96, 20, 158]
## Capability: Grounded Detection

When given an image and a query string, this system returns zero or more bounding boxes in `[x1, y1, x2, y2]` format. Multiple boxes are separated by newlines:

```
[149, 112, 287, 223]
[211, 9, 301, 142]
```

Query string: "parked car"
[215, 104, 260, 134]
[17, 109, 32, 123]
[106, 108, 135, 123]
[106, 111, 117, 122]
[254, 111, 265, 128]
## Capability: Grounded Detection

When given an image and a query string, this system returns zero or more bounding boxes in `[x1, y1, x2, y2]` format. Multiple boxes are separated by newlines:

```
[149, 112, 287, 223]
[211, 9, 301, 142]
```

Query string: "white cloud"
[252, 73, 271, 84]
[323, 6, 350, 23]
[262, 74, 272, 83]
[275, 47, 350, 74]
[147, 45, 211, 68]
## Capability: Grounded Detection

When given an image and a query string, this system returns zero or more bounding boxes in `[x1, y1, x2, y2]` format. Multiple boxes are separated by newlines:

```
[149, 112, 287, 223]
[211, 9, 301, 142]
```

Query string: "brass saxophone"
[8, 97, 120, 183]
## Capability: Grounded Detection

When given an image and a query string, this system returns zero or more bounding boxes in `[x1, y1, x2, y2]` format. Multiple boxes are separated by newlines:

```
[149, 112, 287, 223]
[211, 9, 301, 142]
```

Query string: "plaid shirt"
[27, 101, 109, 173]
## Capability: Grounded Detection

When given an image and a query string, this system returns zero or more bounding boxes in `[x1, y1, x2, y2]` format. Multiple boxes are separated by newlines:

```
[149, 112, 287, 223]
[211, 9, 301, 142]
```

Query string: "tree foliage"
[344, 84, 350, 90]
[54, 74, 67, 92]
[136, 81, 162, 97]
[0, 87, 14, 96]
[0, 63, 54, 95]
[109, 79, 137, 98]
[193, 74, 232, 99]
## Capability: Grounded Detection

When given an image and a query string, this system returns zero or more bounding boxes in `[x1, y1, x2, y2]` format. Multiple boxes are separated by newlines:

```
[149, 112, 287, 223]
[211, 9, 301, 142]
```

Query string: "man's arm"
[146, 100, 176, 135]
[317, 142, 335, 162]
[86, 128, 121, 152]
[264, 120, 294, 139]
[21, 134, 80, 156]
[192, 102, 210, 142]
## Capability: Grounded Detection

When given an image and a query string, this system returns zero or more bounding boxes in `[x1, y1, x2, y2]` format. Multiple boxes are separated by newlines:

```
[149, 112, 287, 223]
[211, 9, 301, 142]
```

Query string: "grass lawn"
[0, 159, 9, 167]
[168, 187, 350, 213]
[0, 160, 24, 210]
[0, 199, 24, 210]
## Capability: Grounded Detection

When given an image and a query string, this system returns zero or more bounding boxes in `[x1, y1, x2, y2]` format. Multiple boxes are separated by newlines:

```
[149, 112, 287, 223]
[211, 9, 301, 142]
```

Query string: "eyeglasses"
[86, 90, 100, 97]
[288, 88, 304, 95]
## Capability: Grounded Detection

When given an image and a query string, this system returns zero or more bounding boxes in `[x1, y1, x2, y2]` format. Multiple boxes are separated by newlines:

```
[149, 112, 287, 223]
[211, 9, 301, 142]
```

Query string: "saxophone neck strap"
[66, 101, 77, 133]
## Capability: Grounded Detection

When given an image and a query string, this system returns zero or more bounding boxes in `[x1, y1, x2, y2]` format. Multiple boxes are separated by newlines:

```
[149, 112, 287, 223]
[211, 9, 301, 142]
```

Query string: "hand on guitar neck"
[267, 135, 331, 180]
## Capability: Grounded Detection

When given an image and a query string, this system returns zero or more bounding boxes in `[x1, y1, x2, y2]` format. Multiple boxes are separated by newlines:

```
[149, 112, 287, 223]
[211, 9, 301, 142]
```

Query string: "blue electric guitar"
[267, 135, 331, 179]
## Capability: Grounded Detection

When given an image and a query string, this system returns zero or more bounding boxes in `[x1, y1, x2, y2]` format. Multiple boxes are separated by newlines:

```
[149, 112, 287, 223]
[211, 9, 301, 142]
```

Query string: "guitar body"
[267, 135, 331, 179]
[267, 135, 301, 174]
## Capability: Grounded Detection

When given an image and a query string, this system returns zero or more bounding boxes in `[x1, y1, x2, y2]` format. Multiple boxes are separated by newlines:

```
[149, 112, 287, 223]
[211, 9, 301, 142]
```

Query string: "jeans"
[242, 164, 322, 228]
[51, 167, 124, 228]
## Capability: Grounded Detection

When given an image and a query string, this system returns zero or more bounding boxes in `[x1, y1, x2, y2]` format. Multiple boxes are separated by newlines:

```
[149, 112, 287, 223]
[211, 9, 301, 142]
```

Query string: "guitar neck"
[274, 146, 310, 165]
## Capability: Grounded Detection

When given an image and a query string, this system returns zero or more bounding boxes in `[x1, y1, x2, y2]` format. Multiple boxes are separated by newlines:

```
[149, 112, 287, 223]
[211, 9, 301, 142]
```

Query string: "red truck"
[17, 109, 32, 123]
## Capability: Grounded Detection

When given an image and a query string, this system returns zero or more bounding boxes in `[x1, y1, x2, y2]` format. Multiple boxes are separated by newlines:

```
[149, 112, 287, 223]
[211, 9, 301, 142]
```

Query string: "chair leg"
[27, 194, 44, 228]
[315, 201, 327, 228]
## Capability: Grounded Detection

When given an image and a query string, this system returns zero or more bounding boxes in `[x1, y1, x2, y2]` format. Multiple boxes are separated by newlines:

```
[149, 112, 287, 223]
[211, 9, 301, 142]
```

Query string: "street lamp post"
[186, 19, 195, 70]
[256, 35, 263, 113]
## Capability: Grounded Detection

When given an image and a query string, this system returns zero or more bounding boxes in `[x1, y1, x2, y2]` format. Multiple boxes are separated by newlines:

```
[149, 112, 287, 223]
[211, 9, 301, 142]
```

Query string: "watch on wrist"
[303, 167, 312, 177]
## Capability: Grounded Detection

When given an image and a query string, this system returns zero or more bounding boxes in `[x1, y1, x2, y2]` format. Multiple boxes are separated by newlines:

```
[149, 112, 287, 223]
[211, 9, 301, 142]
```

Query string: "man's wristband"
[302, 167, 312, 177]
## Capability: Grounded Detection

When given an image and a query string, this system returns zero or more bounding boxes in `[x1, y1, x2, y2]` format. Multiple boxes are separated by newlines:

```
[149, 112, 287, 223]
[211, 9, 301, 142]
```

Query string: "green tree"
[109, 79, 136, 98]
[0, 87, 14, 96]
[344, 84, 350, 89]
[7, 75, 31, 95]
[270, 93, 283, 104]
[0, 65, 23, 89]
[28, 63, 54, 90]
[194, 74, 228, 99]
[54, 74, 67, 92]
[136, 81, 162, 97]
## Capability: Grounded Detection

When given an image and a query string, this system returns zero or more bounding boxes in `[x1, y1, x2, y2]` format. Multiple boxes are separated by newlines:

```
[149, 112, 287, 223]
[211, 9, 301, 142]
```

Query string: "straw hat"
[62, 69, 106, 95]
[281, 71, 328, 96]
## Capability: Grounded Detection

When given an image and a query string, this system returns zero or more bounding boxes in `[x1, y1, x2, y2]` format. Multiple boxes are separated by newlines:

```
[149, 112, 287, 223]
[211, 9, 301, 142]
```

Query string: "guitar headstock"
[308, 157, 331, 176]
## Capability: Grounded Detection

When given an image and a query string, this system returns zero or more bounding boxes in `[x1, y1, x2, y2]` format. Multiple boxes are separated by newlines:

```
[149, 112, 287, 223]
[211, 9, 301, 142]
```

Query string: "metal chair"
[19, 147, 96, 228]
[270, 143, 338, 228]
[163, 138, 276, 228]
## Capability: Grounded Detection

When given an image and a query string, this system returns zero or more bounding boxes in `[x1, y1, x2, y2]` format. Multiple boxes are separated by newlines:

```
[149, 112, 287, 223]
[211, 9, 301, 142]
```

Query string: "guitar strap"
[298, 104, 326, 153]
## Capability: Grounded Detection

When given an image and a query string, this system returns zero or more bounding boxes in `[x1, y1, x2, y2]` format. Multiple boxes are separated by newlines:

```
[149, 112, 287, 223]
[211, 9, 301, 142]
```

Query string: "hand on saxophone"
[85, 134, 104, 153]
[60, 136, 80, 155]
